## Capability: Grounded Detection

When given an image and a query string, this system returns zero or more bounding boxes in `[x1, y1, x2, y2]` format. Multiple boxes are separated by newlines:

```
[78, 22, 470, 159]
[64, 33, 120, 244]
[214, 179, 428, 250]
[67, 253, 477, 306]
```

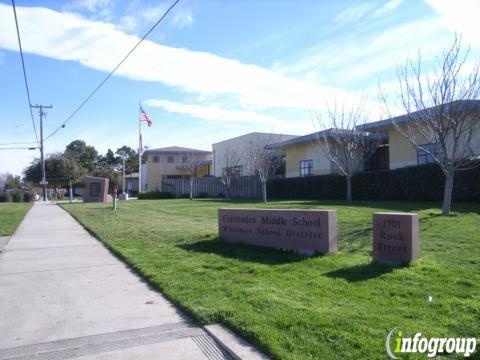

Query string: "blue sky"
[1, 0, 479, 175]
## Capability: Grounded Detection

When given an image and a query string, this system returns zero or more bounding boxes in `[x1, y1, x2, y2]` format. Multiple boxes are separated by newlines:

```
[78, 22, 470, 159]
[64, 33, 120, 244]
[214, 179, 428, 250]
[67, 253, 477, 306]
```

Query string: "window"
[222, 165, 242, 177]
[167, 155, 175, 164]
[152, 155, 160, 163]
[364, 142, 389, 171]
[300, 160, 313, 177]
[417, 143, 440, 165]
[182, 156, 189, 163]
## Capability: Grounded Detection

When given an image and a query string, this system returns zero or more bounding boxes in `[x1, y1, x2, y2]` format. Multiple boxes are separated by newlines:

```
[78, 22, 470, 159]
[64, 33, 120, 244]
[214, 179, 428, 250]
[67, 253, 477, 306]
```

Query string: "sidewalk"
[0, 202, 237, 359]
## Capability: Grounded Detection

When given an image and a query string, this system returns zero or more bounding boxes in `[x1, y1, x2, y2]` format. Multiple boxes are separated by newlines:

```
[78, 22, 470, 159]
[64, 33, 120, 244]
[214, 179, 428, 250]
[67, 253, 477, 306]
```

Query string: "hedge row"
[0, 190, 36, 203]
[138, 191, 175, 200]
[268, 163, 480, 202]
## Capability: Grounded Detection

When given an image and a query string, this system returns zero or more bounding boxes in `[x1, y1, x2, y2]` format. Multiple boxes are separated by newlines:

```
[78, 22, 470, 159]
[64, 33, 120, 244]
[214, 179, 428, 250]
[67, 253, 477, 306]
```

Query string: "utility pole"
[31, 104, 52, 202]
[122, 152, 126, 195]
[138, 101, 142, 194]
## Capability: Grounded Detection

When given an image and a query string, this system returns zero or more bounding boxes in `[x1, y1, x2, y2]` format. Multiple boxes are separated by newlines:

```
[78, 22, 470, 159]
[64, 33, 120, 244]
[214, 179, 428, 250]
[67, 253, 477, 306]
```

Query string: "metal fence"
[162, 176, 262, 199]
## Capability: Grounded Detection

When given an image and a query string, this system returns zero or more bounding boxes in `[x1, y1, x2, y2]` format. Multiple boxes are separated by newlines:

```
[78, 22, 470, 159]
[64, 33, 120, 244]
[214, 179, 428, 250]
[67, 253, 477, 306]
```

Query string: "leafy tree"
[4, 174, 21, 190]
[97, 149, 120, 168]
[93, 165, 121, 192]
[65, 140, 98, 173]
[115, 146, 138, 174]
[24, 152, 85, 186]
[0, 172, 12, 191]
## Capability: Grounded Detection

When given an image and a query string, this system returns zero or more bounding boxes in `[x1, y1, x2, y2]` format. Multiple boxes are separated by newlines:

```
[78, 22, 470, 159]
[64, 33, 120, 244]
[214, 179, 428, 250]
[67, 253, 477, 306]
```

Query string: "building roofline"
[357, 100, 480, 130]
[211, 132, 298, 146]
[144, 146, 211, 154]
[266, 129, 387, 149]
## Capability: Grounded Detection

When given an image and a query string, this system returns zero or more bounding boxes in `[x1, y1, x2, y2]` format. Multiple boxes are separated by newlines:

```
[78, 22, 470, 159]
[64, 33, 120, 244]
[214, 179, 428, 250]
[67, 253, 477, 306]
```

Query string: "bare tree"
[249, 135, 283, 203]
[179, 152, 198, 200]
[220, 147, 243, 200]
[314, 102, 384, 202]
[380, 35, 480, 215]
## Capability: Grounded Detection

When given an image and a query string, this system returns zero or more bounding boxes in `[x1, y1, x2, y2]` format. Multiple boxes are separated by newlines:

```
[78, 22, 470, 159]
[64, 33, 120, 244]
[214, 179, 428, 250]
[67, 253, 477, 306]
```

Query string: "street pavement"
[0, 202, 231, 360]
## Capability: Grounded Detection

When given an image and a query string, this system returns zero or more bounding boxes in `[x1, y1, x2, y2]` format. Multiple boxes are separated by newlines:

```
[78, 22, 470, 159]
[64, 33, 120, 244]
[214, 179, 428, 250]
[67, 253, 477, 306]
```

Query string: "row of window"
[152, 155, 191, 164]
[298, 143, 438, 176]
[222, 165, 243, 177]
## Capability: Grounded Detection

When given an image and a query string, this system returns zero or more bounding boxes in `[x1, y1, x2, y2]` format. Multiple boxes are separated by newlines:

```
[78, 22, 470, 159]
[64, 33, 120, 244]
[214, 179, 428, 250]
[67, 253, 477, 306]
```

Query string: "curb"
[0, 237, 11, 253]
[203, 324, 270, 360]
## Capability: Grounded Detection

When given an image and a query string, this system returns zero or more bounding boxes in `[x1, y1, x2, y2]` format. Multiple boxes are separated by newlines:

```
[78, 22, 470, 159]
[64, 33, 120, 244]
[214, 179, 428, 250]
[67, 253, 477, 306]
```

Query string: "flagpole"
[138, 101, 142, 193]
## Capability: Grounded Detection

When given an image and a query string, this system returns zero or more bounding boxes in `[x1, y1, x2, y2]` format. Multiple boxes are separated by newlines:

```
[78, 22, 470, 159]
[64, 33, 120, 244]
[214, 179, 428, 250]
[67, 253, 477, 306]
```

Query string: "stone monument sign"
[219, 208, 337, 254]
[373, 212, 419, 263]
[83, 176, 110, 203]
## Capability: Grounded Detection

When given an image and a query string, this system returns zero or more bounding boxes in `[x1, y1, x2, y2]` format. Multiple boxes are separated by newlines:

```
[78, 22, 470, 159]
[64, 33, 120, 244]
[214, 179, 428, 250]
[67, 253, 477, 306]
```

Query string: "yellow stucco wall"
[284, 142, 332, 178]
[386, 119, 480, 169]
[144, 153, 211, 191]
[388, 127, 418, 169]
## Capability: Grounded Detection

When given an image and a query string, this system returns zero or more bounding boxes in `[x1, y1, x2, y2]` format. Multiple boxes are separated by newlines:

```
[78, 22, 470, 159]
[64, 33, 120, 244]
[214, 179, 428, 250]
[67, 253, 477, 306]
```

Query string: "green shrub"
[23, 191, 35, 202]
[10, 190, 23, 202]
[0, 192, 12, 202]
[268, 174, 346, 200]
[138, 191, 174, 200]
[268, 162, 480, 202]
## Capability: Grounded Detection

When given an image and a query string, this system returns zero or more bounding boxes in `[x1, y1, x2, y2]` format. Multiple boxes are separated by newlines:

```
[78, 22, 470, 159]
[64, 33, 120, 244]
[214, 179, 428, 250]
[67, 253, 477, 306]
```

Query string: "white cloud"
[333, 3, 376, 24]
[117, 3, 192, 33]
[145, 99, 279, 125]
[67, 0, 112, 12]
[372, 0, 404, 17]
[117, 15, 138, 33]
[275, 17, 453, 87]
[424, 0, 480, 49]
[63, 0, 113, 21]
[334, 0, 404, 24]
[171, 11, 194, 29]
[0, 3, 363, 113]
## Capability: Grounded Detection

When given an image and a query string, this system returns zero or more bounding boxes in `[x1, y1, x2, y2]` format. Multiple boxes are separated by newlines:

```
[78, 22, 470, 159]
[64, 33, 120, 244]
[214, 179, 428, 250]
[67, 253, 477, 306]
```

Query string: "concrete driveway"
[0, 202, 230, 359]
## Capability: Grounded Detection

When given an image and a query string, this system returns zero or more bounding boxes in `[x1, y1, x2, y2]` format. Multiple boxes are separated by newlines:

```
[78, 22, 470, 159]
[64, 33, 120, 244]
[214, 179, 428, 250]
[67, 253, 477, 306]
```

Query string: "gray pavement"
[0, 202, 231, 360]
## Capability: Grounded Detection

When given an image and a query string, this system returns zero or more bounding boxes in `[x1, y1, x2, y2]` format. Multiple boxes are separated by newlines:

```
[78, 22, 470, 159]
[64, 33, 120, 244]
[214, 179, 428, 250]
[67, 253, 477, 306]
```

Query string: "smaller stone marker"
[373, 212, 419, 264]
[83, 176, 110, 203]
[219, 208, 337, 255]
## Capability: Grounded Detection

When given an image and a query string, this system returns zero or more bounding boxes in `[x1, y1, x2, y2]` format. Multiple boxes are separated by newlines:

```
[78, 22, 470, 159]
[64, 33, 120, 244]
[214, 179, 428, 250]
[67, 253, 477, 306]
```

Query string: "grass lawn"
[61, 199, 480, 359]
[0, 203, 32, 236]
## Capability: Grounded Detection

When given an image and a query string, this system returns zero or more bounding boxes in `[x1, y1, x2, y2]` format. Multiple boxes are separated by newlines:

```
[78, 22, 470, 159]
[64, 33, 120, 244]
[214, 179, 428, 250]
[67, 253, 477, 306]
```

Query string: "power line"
[0, 141, 38, 146]
[44, 0, 180, 142]
[0, 147, 38, 150]
[11, 0, 39, 144]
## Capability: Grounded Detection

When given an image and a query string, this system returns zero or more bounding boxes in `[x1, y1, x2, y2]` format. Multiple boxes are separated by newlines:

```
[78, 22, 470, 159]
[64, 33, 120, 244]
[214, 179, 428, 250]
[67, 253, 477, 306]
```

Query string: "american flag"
[139, 105, 152, 127]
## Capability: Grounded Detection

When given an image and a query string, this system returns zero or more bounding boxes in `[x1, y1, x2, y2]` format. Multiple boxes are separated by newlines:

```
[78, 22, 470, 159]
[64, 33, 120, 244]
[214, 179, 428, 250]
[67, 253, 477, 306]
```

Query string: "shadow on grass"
[270, 200, 479, 214]
[191, 198, 264, 205]
[325, 262, 404, 282]
[179, 237, 307, 265]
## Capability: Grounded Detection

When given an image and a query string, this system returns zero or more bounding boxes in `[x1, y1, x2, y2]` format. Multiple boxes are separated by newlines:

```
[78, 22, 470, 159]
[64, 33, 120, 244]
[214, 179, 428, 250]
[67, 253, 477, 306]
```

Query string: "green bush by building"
[268, 163, 480, 202]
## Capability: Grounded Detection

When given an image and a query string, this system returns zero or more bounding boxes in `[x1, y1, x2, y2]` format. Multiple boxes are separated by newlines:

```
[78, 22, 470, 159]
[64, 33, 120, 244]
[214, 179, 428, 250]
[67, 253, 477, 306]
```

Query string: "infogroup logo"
[386, 328, 477, 358]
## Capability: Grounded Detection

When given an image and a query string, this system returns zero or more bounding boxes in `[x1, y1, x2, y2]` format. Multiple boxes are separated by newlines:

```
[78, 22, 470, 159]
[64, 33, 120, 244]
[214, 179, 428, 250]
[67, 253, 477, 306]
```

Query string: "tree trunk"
[442, 170, 454, 216]
[346, 174, 352, 203]
[190, 178, 194, 200]
[262, 180, 267, 203]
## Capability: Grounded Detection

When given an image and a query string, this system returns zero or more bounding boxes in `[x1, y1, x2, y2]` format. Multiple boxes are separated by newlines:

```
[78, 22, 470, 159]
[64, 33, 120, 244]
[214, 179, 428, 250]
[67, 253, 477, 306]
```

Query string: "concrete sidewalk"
[0, 202, 236, 359]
